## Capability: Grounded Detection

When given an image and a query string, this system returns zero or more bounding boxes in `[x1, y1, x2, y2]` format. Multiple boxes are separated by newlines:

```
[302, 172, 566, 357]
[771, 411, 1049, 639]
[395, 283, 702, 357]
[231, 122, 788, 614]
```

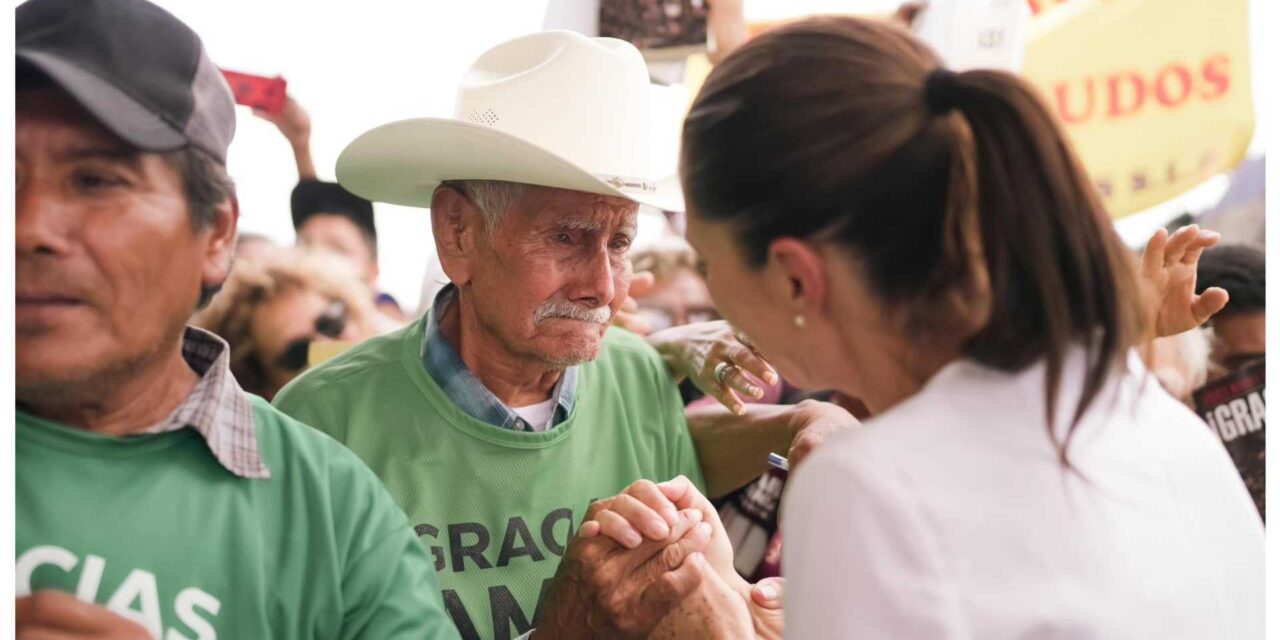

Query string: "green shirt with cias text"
[16, 398, 460, 640]
[273, 319, 705, 640]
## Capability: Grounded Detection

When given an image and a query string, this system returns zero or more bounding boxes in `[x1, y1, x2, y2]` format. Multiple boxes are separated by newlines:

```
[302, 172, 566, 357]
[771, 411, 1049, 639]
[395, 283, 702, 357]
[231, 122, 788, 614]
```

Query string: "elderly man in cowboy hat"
[15, 0, 458, 637]
[274, 29, 849, 640]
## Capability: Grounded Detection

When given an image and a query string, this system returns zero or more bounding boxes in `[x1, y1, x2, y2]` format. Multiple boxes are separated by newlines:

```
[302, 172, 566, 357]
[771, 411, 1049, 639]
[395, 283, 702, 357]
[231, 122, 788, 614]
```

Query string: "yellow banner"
[684, 0, 1254, 218]
[1023, 0, 1253, 216]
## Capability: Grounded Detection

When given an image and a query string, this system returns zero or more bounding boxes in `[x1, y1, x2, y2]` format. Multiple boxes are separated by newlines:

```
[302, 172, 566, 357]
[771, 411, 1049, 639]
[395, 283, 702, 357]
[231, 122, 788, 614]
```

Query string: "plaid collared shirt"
[142, 326, 270, 479]
[421, 285, 577, 432]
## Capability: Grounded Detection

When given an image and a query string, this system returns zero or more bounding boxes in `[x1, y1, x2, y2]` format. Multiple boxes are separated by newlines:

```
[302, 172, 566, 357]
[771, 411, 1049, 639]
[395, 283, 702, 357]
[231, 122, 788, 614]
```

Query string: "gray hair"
[162, 146, 236, 309]
[441, 180, 529, 232]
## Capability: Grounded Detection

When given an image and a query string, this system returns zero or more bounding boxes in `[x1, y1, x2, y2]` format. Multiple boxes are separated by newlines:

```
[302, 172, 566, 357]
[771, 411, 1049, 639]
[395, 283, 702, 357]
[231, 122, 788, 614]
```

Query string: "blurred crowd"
[14, 0, 1265, 639]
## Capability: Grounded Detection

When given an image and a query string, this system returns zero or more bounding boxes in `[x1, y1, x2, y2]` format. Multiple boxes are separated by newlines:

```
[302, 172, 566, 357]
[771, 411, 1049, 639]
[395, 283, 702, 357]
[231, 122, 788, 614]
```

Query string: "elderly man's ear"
[431, 185, 481, 287]
[200, 195, 240, 294]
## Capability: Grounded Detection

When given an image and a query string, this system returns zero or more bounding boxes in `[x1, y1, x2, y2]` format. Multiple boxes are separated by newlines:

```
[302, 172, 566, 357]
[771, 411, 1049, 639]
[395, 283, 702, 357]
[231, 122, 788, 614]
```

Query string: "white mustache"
[534, 299, 611, 325]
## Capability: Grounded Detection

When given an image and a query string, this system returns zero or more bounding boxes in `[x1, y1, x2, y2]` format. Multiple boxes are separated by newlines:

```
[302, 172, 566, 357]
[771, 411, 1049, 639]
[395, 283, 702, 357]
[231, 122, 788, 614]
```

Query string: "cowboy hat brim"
[336, 117, 685, 213]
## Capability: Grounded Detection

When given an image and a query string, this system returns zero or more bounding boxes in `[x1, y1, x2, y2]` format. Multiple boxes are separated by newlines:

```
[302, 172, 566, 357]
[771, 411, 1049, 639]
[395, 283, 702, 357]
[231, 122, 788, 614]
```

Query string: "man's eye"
[553, 232, 574, 245]
[72, 171, 127, 192]
[610, 236, 633, 251]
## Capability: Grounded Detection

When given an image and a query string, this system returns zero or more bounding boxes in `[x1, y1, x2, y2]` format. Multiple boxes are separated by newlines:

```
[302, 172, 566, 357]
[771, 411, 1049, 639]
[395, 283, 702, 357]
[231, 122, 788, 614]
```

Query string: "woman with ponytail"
[679, 15, 1262, 638]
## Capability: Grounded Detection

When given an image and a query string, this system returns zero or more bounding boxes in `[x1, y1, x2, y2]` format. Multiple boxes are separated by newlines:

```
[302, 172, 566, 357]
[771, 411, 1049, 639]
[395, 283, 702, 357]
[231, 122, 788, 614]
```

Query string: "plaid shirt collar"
[142, 327, 270, 479]
[421, 285, 577, 432]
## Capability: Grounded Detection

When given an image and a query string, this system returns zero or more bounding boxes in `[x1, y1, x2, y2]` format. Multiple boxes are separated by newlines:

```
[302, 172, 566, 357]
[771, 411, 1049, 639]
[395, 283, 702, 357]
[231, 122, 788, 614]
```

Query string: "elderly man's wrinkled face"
[15, 88, 233, 400]
[465, 187, 638, 368]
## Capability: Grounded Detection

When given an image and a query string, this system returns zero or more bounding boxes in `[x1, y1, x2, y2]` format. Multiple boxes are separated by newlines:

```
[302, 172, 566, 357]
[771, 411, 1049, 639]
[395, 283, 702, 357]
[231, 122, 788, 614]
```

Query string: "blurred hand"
[647, 320, 779, 415]
[16, 591, 151, 639]
[613, 271, 657, 336]
[707, 0, 749, 64]
[1141, 224, 1229, 338]
[786, 400, 859, 470]
[892, 2, 927, 28]
[253, 96, 312, 148]
[534, 507, 712, 640]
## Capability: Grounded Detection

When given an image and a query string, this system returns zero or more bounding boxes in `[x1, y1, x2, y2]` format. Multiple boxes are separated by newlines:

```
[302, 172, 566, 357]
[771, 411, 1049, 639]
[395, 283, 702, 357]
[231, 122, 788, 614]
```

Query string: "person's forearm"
[687, 403, 795, 499]
[292, 140, 317, 181]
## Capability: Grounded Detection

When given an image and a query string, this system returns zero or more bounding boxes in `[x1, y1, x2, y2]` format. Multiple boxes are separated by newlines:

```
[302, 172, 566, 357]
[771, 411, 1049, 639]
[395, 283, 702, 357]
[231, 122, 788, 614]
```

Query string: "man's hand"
[584, 476, 736, 584]
[1141, 224, 1229, 338]
[534, 508, 713, 640]
[786, 400, 858, 470]
[587, 478, 788, 639]
[648, 320, 779, 415]
[16, 591, 151, 639]
[613, 271, 657, 336]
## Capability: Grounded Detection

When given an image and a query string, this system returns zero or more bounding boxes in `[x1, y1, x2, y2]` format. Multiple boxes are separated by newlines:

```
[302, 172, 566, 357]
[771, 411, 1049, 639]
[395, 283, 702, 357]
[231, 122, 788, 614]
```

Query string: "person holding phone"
[665, 14, 1262, 639]
[255, 97, 407, 323]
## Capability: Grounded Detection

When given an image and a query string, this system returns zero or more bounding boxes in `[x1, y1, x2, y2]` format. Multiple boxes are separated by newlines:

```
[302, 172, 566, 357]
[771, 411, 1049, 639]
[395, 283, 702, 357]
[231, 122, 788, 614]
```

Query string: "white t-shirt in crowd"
[511, 397, 557, 433]
[784, 347, 1263, 639]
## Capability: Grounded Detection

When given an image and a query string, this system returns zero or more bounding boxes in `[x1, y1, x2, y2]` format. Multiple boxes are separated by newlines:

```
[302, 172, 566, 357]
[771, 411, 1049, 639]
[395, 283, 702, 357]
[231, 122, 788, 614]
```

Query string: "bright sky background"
[150, 0, 1267, 313]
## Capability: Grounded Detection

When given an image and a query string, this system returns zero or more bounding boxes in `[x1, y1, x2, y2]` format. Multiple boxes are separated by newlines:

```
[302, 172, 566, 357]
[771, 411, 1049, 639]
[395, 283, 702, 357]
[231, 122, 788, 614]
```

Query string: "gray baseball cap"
[16, 0, 237, 164]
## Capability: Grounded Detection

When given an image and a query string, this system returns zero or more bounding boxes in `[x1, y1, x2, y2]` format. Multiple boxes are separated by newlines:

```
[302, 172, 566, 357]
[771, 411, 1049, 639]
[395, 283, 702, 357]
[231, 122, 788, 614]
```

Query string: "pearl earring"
[794, 314, 806, 328]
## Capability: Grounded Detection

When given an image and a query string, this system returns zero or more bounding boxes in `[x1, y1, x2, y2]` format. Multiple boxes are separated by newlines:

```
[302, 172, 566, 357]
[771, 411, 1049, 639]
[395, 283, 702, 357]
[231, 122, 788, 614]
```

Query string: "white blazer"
[784, 348, 1263, 639]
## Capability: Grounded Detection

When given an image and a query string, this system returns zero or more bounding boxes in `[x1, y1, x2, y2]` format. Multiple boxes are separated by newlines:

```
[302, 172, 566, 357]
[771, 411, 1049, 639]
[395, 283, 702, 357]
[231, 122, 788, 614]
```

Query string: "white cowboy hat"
[336, 30, 684, 212]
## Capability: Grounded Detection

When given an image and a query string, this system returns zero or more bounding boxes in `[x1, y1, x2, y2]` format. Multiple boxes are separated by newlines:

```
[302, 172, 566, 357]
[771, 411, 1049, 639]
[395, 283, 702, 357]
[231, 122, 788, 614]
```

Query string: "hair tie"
[924, 68, 960, 115]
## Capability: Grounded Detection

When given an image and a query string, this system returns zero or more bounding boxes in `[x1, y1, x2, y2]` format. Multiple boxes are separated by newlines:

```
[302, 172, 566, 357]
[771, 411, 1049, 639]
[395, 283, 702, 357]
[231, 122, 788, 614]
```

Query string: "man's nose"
[567, 245, 617, 308]
[15, 179, 72, 257]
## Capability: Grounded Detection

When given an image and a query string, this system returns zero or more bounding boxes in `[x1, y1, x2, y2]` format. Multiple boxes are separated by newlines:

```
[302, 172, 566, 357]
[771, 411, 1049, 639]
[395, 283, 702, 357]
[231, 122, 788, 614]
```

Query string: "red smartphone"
[220, 69, 287, 115]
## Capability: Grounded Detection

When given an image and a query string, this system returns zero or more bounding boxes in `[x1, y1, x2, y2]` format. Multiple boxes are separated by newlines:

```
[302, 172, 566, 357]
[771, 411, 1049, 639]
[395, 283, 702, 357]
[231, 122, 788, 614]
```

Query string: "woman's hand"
[647, 320, 779, 415]
[1140, 224, 1229, 338]
[747, 577, 785, 640]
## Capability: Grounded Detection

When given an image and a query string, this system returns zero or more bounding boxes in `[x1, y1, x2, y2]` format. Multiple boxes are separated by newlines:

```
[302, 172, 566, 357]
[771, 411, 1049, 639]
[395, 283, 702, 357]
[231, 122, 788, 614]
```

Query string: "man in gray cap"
[15, 0, 458, 637]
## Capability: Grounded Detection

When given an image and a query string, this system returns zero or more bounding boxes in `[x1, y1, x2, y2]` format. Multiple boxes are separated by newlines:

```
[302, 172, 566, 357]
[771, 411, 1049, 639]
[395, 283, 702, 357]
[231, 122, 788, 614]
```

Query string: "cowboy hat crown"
[337, 30, 681, 212]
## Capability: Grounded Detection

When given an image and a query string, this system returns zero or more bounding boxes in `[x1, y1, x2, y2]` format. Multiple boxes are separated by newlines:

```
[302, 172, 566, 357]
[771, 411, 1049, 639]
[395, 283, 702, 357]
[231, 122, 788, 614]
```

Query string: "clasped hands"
[534, 476, 782, 640]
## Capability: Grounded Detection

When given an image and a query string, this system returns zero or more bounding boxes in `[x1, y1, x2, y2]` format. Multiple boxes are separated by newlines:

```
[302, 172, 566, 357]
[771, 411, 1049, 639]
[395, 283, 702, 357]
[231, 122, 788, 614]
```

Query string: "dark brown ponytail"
[681, 16, 1143, 460]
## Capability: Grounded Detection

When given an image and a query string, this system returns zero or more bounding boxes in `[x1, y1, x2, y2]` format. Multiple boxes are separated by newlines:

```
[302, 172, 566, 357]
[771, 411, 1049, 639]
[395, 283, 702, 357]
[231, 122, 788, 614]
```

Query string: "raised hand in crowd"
[17, 591, 150, 640]
[1141, 224, 1230, 338]
[254, 96, 316, 180]
[707, 0, 749, 65]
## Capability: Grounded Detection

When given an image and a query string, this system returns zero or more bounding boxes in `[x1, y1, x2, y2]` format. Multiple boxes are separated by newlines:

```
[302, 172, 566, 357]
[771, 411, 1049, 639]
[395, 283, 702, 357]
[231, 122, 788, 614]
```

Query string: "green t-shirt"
[274, 319, 705, 640]
[16, 398, 460, 640]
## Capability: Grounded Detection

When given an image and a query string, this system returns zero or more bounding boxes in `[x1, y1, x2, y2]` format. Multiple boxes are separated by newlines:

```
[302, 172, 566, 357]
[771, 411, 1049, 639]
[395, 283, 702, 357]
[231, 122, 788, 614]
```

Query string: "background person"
[631, 237, 719, 332]
[193, 247, 383, 399]
[1196, 243, 1265, 370]
[256, 96, 407, 322]
[1191, 243, 1266, 519]
[673, 15, 1262, 638]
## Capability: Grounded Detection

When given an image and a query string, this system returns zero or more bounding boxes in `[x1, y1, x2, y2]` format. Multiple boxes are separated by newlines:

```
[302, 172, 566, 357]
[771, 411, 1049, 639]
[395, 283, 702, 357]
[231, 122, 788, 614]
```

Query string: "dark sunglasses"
[272, 301, 349, 372]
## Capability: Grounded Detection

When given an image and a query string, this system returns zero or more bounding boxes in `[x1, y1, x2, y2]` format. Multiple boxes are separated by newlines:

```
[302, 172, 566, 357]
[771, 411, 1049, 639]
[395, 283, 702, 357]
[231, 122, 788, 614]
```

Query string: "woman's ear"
[765, 238, 829, 318]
